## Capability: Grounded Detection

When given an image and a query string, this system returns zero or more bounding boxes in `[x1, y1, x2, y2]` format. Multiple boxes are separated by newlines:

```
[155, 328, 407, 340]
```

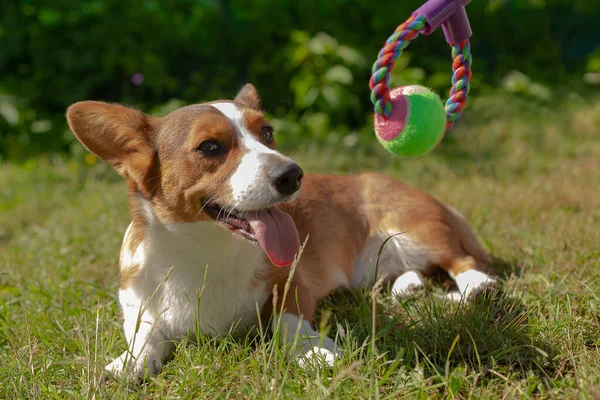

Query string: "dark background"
[1, 0, 599, 160]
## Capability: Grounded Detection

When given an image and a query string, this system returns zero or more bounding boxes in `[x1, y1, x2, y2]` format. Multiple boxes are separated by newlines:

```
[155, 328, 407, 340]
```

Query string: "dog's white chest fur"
[120, 203, 270, 339]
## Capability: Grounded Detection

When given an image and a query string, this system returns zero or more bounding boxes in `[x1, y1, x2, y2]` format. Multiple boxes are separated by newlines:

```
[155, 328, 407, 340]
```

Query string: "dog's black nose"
[270, 163, 304, 196]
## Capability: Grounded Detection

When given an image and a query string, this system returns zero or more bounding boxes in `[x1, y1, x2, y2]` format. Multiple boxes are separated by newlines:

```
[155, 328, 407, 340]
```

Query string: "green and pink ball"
[374, 85, 447, 157]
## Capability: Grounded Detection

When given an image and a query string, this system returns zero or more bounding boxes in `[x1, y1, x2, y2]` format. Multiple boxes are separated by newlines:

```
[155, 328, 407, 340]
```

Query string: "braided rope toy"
[369, 0, 473, 157]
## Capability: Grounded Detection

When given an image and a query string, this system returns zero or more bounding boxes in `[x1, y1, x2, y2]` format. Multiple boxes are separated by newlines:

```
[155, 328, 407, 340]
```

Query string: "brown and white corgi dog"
[66, 84, 495, 378]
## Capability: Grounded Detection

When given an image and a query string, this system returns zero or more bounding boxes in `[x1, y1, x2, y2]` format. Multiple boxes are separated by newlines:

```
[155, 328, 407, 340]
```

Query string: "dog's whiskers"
[195, 194, 220, 219]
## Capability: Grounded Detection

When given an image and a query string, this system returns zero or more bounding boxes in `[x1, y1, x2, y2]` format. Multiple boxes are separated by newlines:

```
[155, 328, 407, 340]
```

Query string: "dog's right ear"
[234, 83, 261, 110]
[66, 101, 158, 196]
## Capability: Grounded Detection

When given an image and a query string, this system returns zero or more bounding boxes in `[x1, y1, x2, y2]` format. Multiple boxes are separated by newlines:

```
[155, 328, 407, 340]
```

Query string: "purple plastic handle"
[413, 0, 472, 44]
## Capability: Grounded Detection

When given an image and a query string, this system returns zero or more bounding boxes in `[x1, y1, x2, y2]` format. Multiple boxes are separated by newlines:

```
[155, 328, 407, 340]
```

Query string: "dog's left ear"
[66, 101, 159, 198]
[234, 83, 261, 110]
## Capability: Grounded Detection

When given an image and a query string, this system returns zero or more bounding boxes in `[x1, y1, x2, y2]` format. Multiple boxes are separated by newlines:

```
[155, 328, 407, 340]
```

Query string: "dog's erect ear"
[66, 101, 158, 196]
[234, 83, 261, 110]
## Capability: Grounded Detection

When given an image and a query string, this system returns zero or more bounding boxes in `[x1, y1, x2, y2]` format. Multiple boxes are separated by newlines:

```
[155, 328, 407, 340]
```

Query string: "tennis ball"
[374, 85, 446, 157]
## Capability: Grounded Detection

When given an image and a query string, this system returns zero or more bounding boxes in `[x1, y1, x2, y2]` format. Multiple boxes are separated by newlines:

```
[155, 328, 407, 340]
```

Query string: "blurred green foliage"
[0, 0, 599, 160]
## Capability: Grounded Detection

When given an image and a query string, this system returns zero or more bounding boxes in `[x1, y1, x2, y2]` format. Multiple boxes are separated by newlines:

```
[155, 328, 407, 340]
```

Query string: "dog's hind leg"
[410, 207, 497, 301]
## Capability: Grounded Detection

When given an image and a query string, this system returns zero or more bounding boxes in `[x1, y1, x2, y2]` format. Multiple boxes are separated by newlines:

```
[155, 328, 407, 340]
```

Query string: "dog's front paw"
[297, 345, 339, 368]
[105, 353, 127, 376]
[105, 351, 163, 379]
[295, 337, 341, 368]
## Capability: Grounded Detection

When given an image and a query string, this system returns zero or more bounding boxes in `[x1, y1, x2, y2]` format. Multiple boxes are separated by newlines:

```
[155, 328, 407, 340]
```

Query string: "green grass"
[1, 93, 599, 399]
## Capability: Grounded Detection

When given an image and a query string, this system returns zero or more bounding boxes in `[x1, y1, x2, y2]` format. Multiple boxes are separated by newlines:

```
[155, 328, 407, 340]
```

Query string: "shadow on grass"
[488, 255, 524, 279]
[316, 269, 555, 382]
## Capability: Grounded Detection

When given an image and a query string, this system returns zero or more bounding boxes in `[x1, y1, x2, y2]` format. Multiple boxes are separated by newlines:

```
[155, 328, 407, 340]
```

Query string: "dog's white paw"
[445, 271, 499, 302]
[105, 351, 163, 378]
[391, 271, 425, 299]
[275, 313, 342, 368]
[105, 353, 127, 376]
[295, 337, 340, 368]
[453, 270, 497, 298]
[297, 346, 338, 368]
[445, 291, 465, 302]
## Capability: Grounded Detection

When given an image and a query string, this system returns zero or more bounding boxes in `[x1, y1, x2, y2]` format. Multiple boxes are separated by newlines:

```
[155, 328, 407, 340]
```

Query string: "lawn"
[1, 94, 599, 399]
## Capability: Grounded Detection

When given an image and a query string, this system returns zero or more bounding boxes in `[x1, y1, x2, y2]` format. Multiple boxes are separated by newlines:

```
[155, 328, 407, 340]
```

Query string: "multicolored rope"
[369, 15, 472, 131]
[369, 14, 427, 118]
[445, 40, 471, 129]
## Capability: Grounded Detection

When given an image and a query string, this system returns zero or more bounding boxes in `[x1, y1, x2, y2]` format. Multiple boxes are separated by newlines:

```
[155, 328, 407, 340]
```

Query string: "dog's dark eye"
[261, 126, 274, 143]
[197, 139, 222, 155]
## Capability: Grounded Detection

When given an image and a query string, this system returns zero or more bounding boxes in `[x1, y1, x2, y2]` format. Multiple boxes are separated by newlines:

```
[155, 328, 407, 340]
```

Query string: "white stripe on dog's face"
[211, 102, 295, 211]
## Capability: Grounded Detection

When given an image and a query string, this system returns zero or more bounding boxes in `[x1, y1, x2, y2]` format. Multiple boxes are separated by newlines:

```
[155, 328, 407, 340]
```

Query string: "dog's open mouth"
[203, 203, 300, 267]
[204, 203, 256, 241]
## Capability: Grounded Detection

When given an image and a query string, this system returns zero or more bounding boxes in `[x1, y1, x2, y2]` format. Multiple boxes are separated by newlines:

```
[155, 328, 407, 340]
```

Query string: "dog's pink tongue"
[246, 208, 300, 267]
